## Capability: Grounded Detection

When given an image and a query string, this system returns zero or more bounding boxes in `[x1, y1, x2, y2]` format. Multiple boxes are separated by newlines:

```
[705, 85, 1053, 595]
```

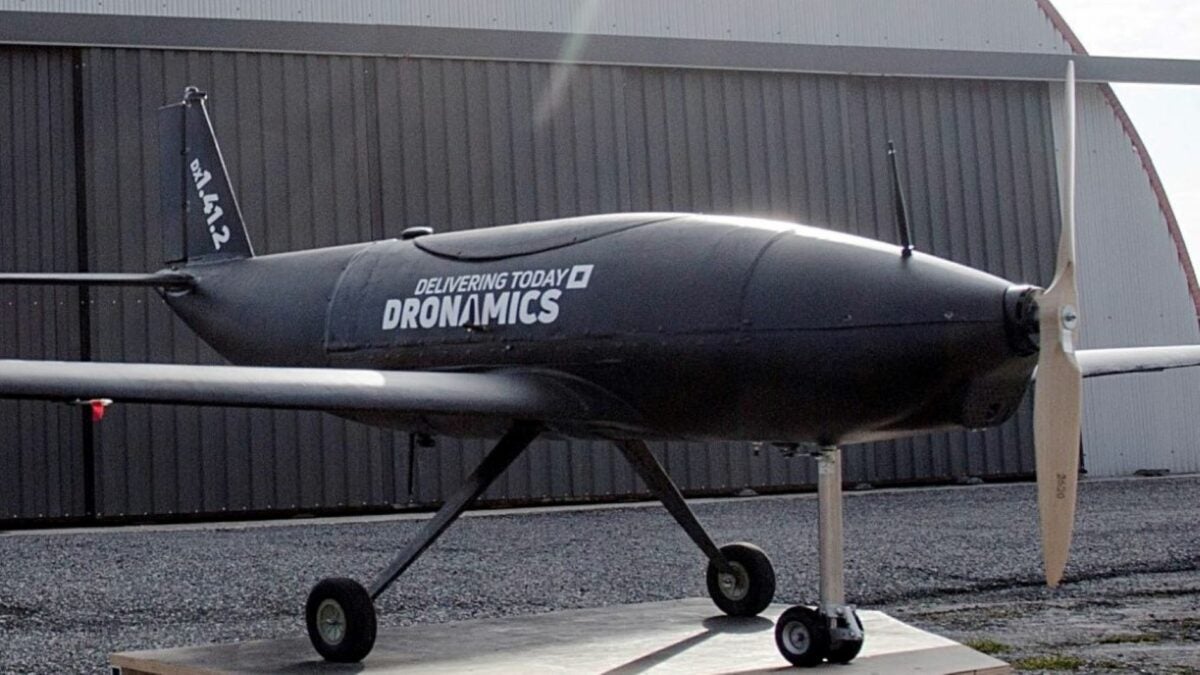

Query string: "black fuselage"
[165, 213, 1037, 445]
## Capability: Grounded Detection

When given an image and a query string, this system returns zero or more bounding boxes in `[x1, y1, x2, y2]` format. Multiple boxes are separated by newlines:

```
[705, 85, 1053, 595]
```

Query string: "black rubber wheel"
[705, 542, 776, 617]
[305, 577, 377, 663]
[774, 605, 830, 668]
[827, 611, 864, 664]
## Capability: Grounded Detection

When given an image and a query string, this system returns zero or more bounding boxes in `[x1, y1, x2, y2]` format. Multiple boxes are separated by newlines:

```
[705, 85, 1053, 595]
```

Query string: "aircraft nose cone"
[1003, 284, 1041, 357]
[952, 284, 1043, 431]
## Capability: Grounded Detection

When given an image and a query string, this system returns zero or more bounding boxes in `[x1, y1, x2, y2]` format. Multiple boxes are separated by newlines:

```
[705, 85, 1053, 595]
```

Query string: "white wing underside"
[0, 360, 639, 428]
[1074, 346, 1200, 379]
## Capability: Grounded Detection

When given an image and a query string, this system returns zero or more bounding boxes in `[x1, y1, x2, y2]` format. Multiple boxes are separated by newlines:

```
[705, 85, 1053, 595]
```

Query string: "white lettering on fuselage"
[190, 158, 231, 250]
[381, 265, 593, 331]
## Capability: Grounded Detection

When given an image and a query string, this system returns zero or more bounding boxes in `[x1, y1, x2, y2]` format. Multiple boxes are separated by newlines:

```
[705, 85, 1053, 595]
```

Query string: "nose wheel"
[827, 610, 865, 663]
[774, 605, 863, 667]
[775, 606, 828, 667]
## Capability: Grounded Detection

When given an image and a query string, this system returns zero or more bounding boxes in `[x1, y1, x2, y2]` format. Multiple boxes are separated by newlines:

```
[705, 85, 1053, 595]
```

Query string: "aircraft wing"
[1076, 346, 1200, 378]
[0, 360, 638, 427]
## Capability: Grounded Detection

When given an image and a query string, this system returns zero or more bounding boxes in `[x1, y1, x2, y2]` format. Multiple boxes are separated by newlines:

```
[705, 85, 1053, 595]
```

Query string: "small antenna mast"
[887, 140, 915, 258]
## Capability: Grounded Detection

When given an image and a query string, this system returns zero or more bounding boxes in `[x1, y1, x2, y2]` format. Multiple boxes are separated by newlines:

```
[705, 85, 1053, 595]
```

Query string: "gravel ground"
[1, 474, 1197, 673]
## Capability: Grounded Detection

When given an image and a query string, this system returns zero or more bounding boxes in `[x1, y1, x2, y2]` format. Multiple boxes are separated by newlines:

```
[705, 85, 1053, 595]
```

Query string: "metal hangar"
[1, 0, 1197, 522]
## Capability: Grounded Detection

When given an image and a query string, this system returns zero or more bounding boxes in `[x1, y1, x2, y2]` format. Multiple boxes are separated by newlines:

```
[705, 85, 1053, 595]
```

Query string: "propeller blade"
[1034, 59, 1082, 588]
[1033, 314, 1081, 587]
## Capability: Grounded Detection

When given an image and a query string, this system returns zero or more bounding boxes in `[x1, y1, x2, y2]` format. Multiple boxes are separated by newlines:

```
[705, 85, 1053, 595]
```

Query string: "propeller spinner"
[1033, 60, 1082, 588]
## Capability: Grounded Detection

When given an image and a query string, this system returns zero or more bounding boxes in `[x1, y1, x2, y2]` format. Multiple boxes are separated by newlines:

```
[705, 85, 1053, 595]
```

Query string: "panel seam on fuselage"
[736, 229, 791, 330]
[322, 242, 382, 360]
[410, 215, 686, 262]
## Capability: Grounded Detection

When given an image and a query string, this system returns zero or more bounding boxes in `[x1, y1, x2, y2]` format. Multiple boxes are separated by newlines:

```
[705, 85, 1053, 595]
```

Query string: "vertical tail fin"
[159, 87, 254, 264]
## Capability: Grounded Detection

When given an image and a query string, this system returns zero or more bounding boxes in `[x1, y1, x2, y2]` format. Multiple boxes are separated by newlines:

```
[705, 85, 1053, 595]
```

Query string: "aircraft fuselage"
[165, 213, 1037, 445]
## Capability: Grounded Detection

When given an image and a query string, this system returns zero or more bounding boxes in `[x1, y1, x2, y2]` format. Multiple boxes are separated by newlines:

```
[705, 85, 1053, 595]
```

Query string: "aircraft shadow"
[271, 662, 365, 674]
[602, 615, 775, 675]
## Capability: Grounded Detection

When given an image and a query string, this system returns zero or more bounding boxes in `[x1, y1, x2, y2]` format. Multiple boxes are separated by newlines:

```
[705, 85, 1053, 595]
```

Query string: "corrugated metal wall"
[1063, 84, 1200, 475]
[1, 44, 1061, 520]
[0, 47, 87, 519]
[5, 3, 1196, 487]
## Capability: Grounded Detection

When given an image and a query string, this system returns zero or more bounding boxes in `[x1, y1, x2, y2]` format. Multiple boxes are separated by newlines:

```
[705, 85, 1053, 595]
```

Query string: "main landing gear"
[304, 424, 777, 662]
[774, 445, 865, 667]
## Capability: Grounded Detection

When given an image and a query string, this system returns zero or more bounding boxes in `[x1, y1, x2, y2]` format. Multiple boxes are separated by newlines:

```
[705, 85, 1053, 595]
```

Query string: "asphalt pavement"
[1, 474, 1197, 673]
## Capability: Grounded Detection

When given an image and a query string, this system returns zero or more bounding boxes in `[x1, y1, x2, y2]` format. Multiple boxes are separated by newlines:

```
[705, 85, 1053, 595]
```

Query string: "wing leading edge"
[0, 360, 640, 431]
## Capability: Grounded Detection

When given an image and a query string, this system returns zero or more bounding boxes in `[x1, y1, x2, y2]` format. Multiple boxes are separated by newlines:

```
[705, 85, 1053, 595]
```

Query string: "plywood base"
[111, 599, 1011, 674]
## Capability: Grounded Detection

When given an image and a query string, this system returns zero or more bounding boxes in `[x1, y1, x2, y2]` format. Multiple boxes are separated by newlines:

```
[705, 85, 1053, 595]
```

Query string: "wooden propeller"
[1034, 60, 1082, 588]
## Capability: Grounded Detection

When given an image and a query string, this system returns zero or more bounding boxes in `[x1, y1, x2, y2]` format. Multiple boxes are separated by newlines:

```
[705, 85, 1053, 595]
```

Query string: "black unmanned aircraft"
[4, 64, 1200, 667]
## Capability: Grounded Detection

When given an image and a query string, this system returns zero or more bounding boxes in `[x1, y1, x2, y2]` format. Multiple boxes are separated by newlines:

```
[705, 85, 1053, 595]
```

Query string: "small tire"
[827, 611, 864, 664]
[774, 605, 830, 668]
[305, 577, 377, 663]
[705, 542, 776, 617]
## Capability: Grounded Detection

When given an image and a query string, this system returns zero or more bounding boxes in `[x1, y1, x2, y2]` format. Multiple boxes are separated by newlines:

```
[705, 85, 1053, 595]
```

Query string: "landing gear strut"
[615, 440, 776, 617]
[305, 429, 776, 662]
[775, 446, 864, 667]
[305, 421, 541, 662]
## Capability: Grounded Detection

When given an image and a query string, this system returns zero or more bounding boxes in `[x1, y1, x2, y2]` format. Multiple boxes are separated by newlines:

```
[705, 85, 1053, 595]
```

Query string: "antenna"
[887, 140, 915, 257]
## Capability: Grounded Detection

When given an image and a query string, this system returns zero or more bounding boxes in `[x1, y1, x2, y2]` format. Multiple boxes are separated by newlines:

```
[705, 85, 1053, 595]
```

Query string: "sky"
[1049, 0, 1200, 263]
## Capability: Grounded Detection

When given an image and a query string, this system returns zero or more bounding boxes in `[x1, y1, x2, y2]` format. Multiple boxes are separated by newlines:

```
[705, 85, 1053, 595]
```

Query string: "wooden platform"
[111, 599, 1011, 674]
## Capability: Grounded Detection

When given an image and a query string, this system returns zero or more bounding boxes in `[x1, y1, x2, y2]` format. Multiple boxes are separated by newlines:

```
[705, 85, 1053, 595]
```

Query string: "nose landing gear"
[774, 445, 865, 667]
